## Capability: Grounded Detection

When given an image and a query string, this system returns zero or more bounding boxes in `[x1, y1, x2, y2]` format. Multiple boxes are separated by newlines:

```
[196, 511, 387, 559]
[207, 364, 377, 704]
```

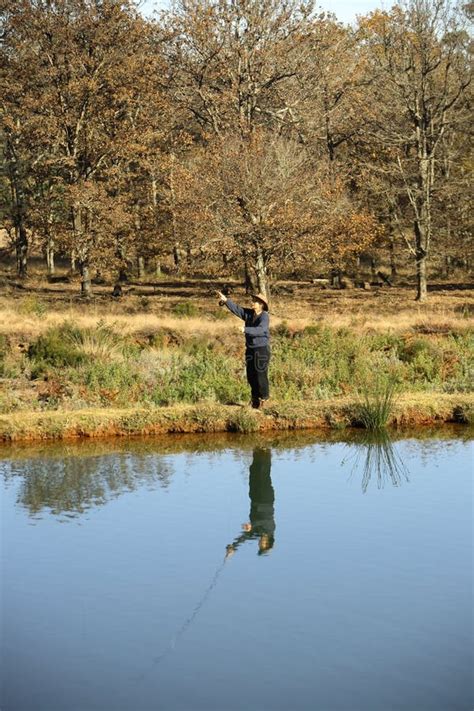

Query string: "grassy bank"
[1, 319, 472, 410]
[0, 394, 472, 443]
[1, 286, 472, 442]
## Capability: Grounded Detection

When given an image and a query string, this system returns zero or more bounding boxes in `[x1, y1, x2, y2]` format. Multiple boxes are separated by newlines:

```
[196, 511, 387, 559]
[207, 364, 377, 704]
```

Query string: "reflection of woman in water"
[226, 448, 275, 557]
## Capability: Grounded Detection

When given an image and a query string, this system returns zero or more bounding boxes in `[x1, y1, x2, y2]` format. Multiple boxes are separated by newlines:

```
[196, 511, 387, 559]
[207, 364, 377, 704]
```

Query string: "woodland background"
[1, 0, 472, 301]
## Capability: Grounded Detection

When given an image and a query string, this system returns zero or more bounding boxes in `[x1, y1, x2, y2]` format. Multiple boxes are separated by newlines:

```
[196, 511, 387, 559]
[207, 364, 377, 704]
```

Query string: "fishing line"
[134, 555, 229, 683]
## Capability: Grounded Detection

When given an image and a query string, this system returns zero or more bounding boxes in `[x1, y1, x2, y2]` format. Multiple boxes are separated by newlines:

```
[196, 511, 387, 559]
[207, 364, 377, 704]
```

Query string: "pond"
[1, 429, 472, 711]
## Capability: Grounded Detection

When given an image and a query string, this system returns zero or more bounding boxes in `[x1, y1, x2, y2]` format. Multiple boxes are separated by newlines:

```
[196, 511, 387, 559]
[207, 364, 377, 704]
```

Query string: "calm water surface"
[1, 430, 472, 711]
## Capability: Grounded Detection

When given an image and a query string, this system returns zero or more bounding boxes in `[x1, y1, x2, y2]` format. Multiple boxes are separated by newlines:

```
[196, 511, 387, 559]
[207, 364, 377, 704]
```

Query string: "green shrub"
[143, 350, 247, 406]
[273, 321, 291, 338]
[18, 296, 48, 317]
[28, 324, 85, 376]
[172, 302, 199, 318]
[302, 324, 321, 337]
[366, 333, 404, 354]
[147, 331, 167, 348]
[227, 408, 259, 433]
[71, 360, 139, 391]
[271, 326, 367, 397]
[211, 307, 230, 320]
[399, 338, 433, 363]
[441, 333, 474, 392]
[181, 336, 215, 356]
[399, 338, 445, 385]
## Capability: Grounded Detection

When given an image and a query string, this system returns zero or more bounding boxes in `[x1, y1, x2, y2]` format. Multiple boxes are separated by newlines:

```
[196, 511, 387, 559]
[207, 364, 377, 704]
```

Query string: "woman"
[216, 290, 270, 409]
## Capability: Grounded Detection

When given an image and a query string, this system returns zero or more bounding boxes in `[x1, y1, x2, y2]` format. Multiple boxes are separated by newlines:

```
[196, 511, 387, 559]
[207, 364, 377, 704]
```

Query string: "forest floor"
[1, 263, 473, 442]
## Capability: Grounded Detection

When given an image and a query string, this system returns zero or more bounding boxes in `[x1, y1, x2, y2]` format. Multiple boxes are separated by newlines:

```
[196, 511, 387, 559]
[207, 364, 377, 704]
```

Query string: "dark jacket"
[225, 299, 270, 349]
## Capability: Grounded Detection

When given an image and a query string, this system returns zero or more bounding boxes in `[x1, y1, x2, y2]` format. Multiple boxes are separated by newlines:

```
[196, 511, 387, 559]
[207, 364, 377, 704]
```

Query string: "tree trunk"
[71, 203, 84, 286]
[415, 252, 428, 301]
[80, 260, 92, 297]
[254, 246, 269, 298]
[443, 255, 450, 278]
[16, 225, 28, 279]
[173, 243, 180, 269]
[155, 259, 161, 277]
[5, 131, 28, 279]
[370, 257, 376, 279]
[414, 221, 428, 301]
[170, 153, 180, 271]
[330, 269, 341, 288]
[137, 255, 145, 280]
[414, 149, 432, 301]
[388, 231, 397, 279]
[244, 259, 255, 294]
[46, 237, 55, 277]
[71, 205, 91, 296]
[115, 233, 129, 283]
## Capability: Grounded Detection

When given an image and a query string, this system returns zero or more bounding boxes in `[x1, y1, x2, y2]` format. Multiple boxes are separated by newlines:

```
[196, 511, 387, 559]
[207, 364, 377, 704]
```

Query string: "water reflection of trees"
[2, 453, 174, 516]
[2, 426, 468, 514]
[344, 432, 410, 493]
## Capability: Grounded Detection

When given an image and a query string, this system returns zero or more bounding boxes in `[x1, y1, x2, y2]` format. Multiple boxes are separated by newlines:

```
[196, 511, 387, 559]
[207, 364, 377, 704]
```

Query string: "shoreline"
[0, 393, 472, 443]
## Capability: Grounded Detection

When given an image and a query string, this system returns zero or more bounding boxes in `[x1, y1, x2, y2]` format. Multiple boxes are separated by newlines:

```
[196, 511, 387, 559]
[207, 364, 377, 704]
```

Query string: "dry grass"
[2, 284, 473, 339]
[1, 308, 236, 338]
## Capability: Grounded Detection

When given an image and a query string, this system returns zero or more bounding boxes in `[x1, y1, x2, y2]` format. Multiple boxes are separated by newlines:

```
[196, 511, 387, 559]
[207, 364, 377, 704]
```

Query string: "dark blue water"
[1, 431, 472, 711]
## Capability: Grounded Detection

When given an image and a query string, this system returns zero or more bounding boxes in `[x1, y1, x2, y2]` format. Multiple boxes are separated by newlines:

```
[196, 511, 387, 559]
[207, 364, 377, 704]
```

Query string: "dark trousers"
[245, 346, 270, 404]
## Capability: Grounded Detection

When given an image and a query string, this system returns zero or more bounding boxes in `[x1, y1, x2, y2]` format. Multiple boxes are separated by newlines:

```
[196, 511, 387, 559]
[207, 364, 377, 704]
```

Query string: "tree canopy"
[0, 0, 471, 299]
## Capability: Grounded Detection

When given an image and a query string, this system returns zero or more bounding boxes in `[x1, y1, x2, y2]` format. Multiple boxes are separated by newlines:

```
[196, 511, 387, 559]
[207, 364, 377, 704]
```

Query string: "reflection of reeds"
[355, 374, 399, 430]
[345, 431, 409, 493]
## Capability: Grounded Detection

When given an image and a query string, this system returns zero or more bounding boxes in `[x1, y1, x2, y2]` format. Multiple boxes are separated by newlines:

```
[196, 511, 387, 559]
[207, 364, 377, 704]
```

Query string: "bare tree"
[174, 131, 378, 295]
[166, 0, 315, 139]
[361, 0, 471, 300]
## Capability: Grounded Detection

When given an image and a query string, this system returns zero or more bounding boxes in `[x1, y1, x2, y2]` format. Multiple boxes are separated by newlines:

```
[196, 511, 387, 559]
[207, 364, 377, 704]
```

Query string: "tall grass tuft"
[355, 372, 399, 430]
[66, 321, 131, 361]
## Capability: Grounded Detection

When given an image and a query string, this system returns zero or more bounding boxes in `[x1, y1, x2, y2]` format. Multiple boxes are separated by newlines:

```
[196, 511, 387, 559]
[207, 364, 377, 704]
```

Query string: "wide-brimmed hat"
[251, 292, 269, 311]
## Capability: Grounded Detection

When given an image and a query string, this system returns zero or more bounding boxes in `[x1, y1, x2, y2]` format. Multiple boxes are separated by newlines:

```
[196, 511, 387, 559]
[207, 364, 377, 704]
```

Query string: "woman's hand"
[216, 290, 227, 303]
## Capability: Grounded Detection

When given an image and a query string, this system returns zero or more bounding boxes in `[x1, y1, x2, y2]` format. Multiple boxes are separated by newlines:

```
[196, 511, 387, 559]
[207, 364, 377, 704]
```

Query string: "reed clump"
[354, 372, 400, 430]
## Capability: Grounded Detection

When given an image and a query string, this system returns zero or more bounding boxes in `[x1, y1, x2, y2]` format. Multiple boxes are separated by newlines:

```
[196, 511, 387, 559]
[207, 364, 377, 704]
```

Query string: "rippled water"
[1, 430, 472, 711]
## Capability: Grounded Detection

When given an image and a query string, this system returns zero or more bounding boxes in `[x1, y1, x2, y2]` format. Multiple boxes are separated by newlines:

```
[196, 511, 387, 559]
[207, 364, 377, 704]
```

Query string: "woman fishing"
[216, 290, 270, 409]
